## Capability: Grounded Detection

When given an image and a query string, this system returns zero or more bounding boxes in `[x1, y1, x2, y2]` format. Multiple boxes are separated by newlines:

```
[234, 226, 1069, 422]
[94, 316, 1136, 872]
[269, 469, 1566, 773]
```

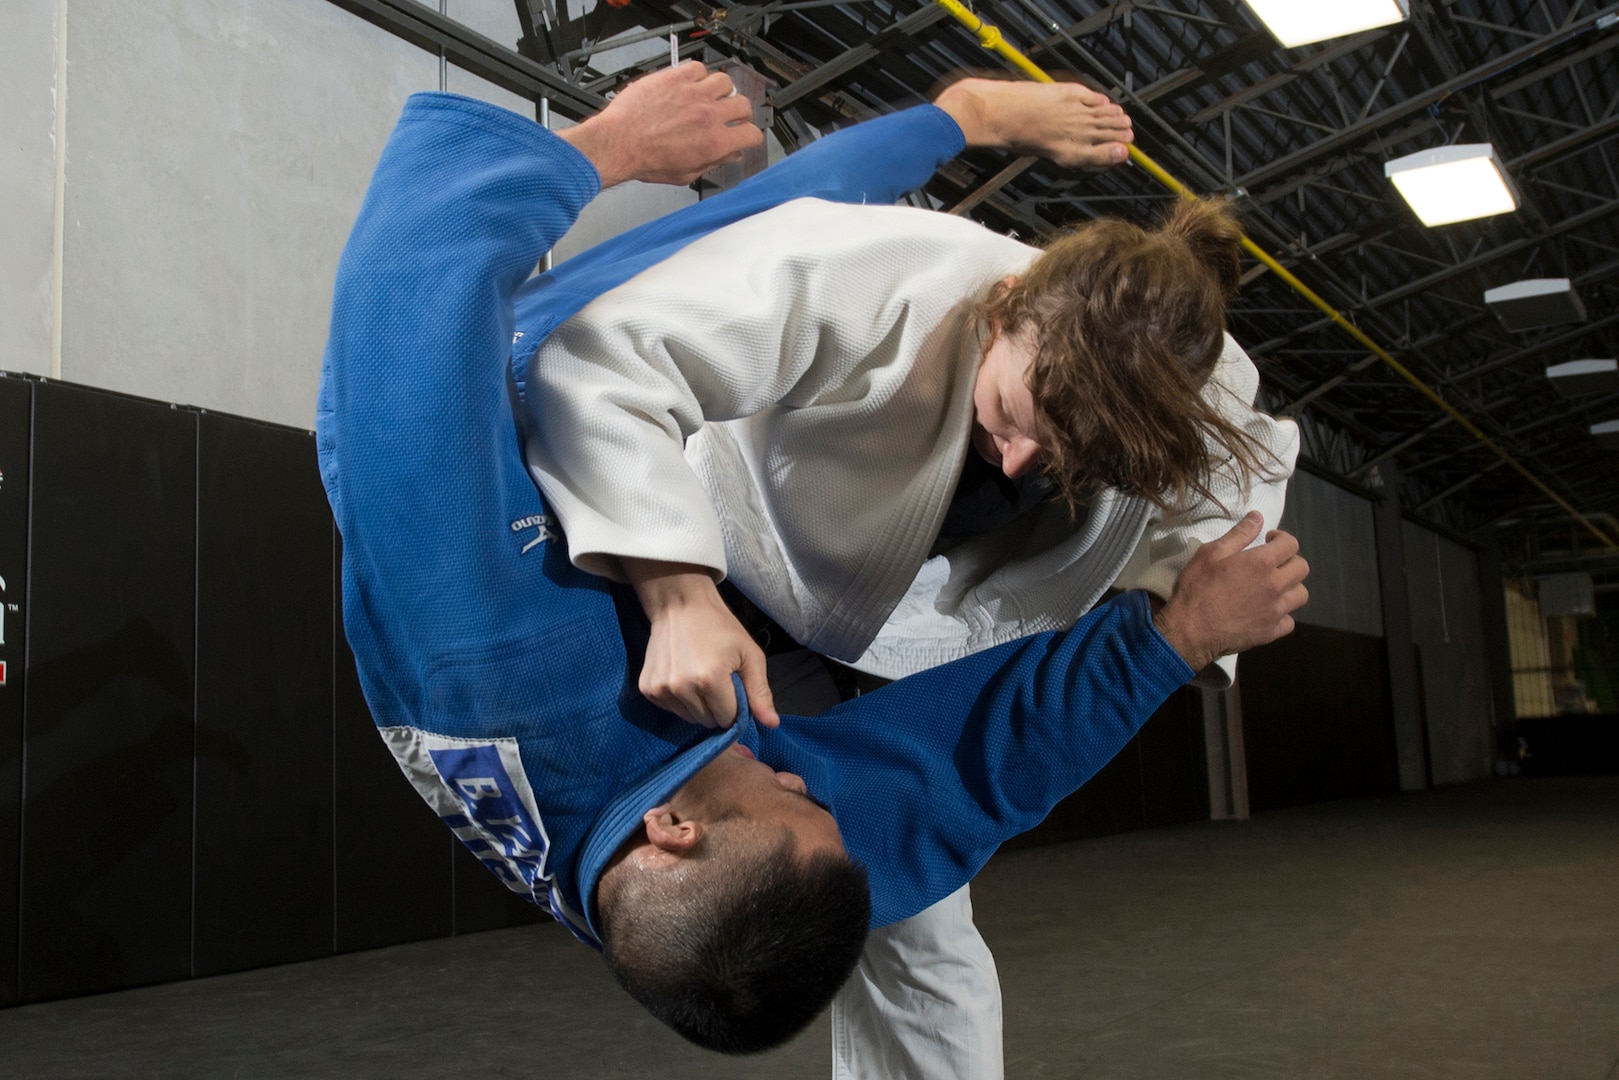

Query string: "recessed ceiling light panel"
[1247, 0, 1408, 47]
[1384, 144, 1519, 226]
[1593, 420, 1619, 451]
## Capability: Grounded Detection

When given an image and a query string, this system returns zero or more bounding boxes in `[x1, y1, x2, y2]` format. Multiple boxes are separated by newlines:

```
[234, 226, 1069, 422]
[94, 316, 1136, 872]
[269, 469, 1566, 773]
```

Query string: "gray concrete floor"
[2, 777, 1615, 1079]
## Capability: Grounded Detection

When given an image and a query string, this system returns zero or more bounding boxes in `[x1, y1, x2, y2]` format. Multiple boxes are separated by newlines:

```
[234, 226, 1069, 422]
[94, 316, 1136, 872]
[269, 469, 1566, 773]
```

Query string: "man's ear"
[642, 803, 703, 854]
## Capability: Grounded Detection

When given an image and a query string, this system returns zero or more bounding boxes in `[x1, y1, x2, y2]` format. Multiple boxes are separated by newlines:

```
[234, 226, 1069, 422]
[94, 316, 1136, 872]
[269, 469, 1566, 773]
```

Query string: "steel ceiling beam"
[1507, 110, 1619, 171]
[771, 3, 948, 108]
[1248, 193, 1619, 355]
[1000, 0, 1432, 343]
[932, 0, 1618, 543]
[1183, 31, 1388, 125]
[325, 0, 606, 115]
[1407, 389, 1619, 477]
[1233, 5, 1619, 192]
[1274, 257, 1619, 416]
[1441, 308, 1619, 388]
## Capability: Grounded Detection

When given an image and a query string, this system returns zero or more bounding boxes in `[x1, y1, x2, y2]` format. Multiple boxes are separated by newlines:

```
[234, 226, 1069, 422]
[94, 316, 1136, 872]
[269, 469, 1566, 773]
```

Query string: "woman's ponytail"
[1159, 197, 1245, 302]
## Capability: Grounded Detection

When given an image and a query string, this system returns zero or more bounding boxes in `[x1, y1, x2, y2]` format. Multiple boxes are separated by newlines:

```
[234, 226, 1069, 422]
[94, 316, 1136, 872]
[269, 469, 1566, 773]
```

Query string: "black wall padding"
[452, 837, 548, 936]
[1240, 623, 1399, 813]
[0, 371, 1231, 1002]
[0, 377, 31, 1008]
[194, 414, 335, 976]
[1138, 689, 1207, 828]
[333, 531, 455, 953]
[0, 373, 562, 1006]
[1002, 687, 1208, 851]
[22, 382, 198, 1002]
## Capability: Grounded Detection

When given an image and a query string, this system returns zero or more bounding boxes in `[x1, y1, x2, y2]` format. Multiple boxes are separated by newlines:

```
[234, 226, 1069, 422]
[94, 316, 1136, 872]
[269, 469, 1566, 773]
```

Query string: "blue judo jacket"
[316, 92, 1192, 946]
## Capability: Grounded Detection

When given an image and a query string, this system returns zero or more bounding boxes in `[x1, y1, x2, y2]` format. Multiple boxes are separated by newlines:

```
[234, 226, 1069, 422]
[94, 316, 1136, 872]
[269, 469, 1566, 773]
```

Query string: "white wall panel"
[445, 0, 525, 46]
[1277, 470, 1384, 638]
[443, 2, 535, 113]
[1402, 523, 1494, 784]
[59, 0, 436, 428]
[551, 180, 700, 263]
[0, 0, 60, 377]
[442, 66, 537, 116]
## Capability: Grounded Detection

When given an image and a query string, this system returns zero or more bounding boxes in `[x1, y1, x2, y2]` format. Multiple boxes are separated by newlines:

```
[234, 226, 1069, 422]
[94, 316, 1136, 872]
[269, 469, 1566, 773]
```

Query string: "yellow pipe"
[930, 0, 1619, 549]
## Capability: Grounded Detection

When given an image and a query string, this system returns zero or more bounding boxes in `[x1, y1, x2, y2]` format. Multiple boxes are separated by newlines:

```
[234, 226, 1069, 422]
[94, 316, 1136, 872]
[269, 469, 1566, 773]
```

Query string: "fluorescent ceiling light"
[1384, 144, 1519, 226]
[1247, 0, 1408, 47]
[1484, 278, 1588, 331]
[1593, 420, 1619, 451]
[1546, 359, 1619, 396]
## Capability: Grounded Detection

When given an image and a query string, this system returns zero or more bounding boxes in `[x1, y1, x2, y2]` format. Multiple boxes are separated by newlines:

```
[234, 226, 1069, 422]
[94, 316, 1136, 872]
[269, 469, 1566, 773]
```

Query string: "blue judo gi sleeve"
[754, 591, 1195, 927]
[315, 93, 616, 722]
[507, 103, 968, 393]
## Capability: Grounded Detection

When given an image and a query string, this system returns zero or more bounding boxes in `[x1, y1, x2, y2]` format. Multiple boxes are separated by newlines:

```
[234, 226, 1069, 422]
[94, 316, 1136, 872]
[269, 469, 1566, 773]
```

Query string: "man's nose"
[776, 771, 808, 794]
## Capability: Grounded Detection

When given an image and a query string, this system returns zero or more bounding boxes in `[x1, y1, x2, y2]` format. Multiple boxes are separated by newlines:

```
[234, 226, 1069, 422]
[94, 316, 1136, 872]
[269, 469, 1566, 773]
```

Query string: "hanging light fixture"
[1384, 144, 1519, 226]
[1484, 278, 1588, 331]
[1546, 359, 1619, 396]
[1246, 0, 1408, 47]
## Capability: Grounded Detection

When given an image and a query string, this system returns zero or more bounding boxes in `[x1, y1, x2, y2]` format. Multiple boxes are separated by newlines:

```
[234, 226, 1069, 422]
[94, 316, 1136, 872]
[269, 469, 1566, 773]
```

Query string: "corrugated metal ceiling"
[337, 0, 1619, 560]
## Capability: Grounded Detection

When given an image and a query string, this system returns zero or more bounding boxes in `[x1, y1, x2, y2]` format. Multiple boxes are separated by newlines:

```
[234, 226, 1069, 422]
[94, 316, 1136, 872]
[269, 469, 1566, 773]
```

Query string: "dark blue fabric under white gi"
[315, 92, 1193, 948]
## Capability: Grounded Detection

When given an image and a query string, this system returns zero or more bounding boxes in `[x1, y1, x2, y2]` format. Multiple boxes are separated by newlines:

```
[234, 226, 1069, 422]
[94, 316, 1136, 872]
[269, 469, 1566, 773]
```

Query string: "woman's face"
[971, 326, 1046, 479]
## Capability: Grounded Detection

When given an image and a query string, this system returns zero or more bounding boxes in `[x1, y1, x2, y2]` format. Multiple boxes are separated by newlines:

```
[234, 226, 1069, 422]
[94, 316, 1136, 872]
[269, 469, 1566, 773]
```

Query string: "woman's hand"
[622, 559, 781, 729]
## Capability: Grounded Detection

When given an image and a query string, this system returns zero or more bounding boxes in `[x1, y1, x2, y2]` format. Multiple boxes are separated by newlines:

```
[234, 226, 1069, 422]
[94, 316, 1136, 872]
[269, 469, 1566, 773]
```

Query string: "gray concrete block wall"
[1278, 469, 1384, 638]
[3, 0, 696, 430]
[0, 0, 60, 379]
[28, 0, 432, 428]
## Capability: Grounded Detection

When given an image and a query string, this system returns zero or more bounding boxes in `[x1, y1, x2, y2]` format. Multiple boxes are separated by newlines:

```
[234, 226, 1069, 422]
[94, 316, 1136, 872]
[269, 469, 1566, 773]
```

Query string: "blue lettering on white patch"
[378, 726, 598, 946]
[429, 744, 548, 893]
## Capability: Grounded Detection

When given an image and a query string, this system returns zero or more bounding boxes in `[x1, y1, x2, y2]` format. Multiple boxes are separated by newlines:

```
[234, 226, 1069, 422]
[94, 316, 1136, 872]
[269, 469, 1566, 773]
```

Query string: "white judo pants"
[766, 652, 1005, 1080]
[832, 884, 1003, 1079]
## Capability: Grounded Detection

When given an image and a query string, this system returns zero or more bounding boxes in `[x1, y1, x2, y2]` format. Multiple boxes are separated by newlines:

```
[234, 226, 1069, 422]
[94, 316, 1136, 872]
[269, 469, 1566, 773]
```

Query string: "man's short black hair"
[600, 831, 871, 1054]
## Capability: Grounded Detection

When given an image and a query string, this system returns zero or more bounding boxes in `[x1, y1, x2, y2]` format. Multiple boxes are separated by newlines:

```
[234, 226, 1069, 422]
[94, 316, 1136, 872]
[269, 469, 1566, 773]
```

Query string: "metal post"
[1202, 684, 1249, 820]
[1372, 462, 1430, 791]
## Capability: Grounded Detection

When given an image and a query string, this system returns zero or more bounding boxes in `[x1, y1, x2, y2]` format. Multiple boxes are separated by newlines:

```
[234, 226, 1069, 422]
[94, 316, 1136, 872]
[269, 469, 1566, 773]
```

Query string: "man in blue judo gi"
[317, 62, 1307, 1055]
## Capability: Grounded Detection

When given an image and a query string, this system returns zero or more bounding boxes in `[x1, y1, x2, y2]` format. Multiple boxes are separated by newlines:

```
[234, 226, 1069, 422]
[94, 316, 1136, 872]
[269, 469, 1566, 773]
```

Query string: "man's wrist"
[1152, 599, 1216, 673]
[557, 117, 632, 189]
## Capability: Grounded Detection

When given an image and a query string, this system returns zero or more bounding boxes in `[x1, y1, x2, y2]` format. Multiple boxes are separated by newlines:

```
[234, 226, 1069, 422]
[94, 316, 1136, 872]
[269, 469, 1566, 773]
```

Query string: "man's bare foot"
[934, 77, 1134, 169]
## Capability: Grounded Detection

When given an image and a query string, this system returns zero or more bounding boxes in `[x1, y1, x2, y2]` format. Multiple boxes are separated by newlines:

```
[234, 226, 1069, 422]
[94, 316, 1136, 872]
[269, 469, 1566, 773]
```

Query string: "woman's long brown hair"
[977, 197, 1276, 513]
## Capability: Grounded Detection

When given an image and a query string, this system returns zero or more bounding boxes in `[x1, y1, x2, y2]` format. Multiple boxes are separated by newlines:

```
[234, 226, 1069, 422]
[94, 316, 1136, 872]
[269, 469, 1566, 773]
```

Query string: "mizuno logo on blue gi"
[509, 513, 559, 554]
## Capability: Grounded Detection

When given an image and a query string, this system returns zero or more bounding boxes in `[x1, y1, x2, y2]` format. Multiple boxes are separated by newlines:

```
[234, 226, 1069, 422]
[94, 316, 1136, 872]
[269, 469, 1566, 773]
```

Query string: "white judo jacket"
[524, 198, 1299, 681]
